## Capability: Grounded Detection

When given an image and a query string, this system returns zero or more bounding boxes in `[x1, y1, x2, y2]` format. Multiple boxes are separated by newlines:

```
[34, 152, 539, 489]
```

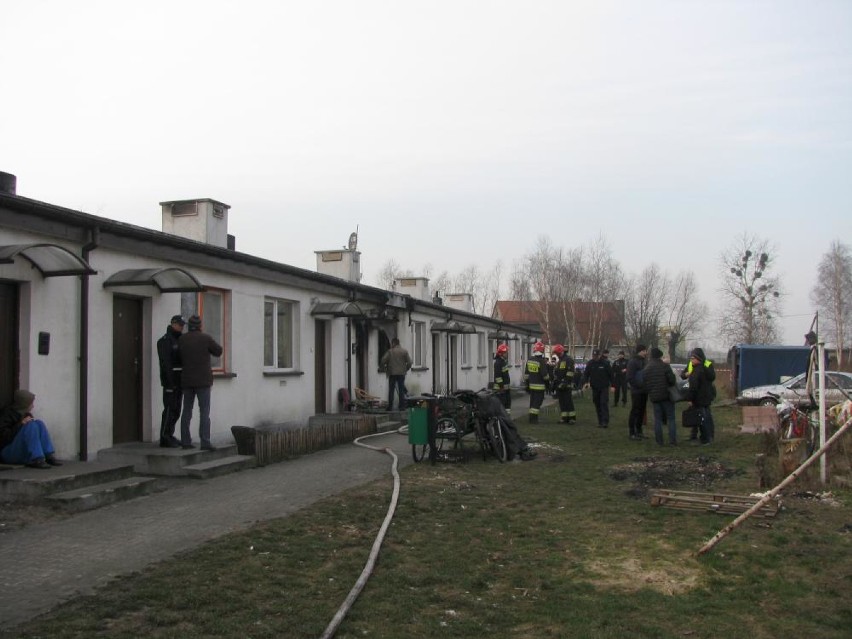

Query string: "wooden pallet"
[650, 489, 781, 518]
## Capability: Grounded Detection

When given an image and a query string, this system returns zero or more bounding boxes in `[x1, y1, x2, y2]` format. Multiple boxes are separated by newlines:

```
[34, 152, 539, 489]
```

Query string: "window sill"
[411, 366, 429, 372]
[262, 370, 305, 378]
[461, 365, 473, 370]
[213, 372, 237, 379]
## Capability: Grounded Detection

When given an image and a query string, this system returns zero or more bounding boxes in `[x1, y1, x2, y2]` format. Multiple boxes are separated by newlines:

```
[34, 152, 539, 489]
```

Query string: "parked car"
[670, 364, 689, 390]
[736, 371, 852, 407]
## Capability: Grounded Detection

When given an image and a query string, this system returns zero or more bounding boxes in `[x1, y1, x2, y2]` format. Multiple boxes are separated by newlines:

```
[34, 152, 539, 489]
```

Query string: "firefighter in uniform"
[552, 344, 576, 423]
[523, 341, 550, 423]
[493, 343, 512, 413]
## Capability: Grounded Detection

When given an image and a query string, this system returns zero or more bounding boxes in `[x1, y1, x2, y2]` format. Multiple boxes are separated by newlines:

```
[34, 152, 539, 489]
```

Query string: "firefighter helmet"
[552, 344, 565, 356]
[533, 341, 545, 353]
[496, 343, 508, 356]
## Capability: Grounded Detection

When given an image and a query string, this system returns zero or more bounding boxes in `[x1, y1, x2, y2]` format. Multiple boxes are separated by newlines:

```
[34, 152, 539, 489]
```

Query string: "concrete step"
[182, 454, 256, 479]
[0, 461, 137, 501]
[46, 476, 162, 512]
[97, 442, 242, 476]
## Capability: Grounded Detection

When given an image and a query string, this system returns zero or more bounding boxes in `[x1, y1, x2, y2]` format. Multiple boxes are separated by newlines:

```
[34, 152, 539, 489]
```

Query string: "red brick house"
[493, 300, 627, 359]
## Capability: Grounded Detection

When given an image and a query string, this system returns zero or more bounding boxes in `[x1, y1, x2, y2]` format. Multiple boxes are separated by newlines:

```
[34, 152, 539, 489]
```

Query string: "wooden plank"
[650, 489, 781, 518]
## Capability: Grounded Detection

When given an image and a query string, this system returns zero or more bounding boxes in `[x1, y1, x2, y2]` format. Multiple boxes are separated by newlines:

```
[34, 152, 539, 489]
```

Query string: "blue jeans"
[0, 419, 55, 464]
[698, 406, 715, 443]
[181, 386, 212, 446]
[652, 400, 677, 445]
[388, 375, 407, 411]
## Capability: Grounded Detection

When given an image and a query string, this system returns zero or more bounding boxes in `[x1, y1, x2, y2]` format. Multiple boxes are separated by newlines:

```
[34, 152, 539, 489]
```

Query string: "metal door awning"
[0, 243, 96, 276]
[432, 320, 477, 334]
[103, 267, 204, 292]
[310, 301, 369, 318]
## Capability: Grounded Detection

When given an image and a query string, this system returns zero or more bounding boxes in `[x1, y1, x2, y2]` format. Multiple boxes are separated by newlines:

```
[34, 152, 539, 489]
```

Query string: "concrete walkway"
[0, 430, 414, 631]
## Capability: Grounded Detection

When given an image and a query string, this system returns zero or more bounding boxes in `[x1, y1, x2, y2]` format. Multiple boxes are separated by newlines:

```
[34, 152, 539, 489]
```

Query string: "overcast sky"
[2, 0, 851, 349]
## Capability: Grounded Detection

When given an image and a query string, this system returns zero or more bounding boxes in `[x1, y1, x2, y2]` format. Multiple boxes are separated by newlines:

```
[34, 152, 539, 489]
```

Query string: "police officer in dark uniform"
[156, 315, 184, 447]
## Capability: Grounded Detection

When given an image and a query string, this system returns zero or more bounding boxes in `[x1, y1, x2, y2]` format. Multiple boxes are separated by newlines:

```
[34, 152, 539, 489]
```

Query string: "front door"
[448, 335, 458, 393]
[432, 333, 443, 394]
[112, 296, 142, 443]
[0, 281, 19, 407]
[314, 319, 327, 414]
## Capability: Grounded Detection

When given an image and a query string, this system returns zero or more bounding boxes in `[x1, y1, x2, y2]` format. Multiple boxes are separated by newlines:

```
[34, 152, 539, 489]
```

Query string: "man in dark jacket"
[642, 348, 678, 445]
[611, 351, 629, 407]
[380, 338, 412, 411]
[686, 347, 716, 445]
[156, 315, 185, 448]
[179, 315, 224, 450]
[584, 349, 613, 427]
[626, 344, 648, 440]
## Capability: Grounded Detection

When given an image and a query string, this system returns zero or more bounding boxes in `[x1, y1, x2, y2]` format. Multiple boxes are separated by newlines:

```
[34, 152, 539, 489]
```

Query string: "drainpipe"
[79, 227, 99, 461]
[346, 318, 352, 398]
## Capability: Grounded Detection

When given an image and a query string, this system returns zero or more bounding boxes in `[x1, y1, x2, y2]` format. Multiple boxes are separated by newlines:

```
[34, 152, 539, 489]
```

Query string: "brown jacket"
[179, 330, 223, 388]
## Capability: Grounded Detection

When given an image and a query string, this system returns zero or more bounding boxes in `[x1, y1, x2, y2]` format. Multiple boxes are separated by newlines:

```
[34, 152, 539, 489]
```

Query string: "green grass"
[5, 397, 852, 639]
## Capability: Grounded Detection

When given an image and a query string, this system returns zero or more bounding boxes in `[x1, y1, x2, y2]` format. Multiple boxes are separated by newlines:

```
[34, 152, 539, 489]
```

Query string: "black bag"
[681, 406, 703, 428]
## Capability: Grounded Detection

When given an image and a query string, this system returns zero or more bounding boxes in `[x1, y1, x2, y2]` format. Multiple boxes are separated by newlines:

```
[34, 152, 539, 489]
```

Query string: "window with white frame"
[182, 287, 230, 372]
[461, 333, 470, 366]
[477, 333, 487, 366]
[264, 297, 298, 370]
[411, 321, 426, 367]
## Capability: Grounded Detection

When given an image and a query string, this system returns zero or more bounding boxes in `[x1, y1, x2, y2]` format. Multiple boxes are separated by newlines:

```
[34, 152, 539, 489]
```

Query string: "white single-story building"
[0, 171, 534, 461]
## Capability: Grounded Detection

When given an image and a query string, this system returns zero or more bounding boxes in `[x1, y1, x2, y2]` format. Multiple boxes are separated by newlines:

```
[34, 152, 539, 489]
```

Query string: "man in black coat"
[156, 315, 185, 448]
[642, 348, 678, 446]
[584, 349, 613, 427]
[611, 350, 629, 407]
[626, 344, 648, 440]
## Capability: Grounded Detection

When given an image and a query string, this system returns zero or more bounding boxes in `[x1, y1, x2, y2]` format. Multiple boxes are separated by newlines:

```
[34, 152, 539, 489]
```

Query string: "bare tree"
[718, 234, 782, 345]
[663, 271, 708, 361]
[581, 235, 624, 349]
[510, 236, 563, 342]
[811, 240, 852, 366]
[551, 247, 585, 353]
[624, 263, 669, 349]
[376, 258, 404, 290]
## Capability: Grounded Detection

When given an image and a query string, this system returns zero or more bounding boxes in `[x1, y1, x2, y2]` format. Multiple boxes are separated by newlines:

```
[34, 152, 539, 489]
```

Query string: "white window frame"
[477, 333, 487, 366]
[461, 333, 471, 366]
[263, 297, 299, 371]
[412, 321, 426, 367]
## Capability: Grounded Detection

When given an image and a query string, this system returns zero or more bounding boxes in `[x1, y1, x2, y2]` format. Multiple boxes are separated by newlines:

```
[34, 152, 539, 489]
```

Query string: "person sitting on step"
[0, 390, 63, 469]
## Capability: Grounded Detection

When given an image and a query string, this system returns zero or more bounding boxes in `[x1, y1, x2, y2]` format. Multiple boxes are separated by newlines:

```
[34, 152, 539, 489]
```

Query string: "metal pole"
[818, 341, 827, 483]
[697, 412, 852, 557]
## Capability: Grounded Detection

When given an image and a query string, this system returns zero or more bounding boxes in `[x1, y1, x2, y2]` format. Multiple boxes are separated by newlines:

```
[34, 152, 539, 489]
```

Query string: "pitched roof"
[493, 300, 626, 345]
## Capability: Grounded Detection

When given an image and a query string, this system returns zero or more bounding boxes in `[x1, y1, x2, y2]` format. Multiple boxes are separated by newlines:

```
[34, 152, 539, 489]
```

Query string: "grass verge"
[4, 397, 852, 638]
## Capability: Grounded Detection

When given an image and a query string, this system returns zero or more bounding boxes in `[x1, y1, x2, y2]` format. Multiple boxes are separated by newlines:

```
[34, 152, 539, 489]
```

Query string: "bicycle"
[770, 393, 820, 456]
[410, 389, 508, 463]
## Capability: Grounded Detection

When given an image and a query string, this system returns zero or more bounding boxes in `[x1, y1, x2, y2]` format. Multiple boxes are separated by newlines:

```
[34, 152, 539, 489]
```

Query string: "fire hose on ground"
[319, 427, 406, 639]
